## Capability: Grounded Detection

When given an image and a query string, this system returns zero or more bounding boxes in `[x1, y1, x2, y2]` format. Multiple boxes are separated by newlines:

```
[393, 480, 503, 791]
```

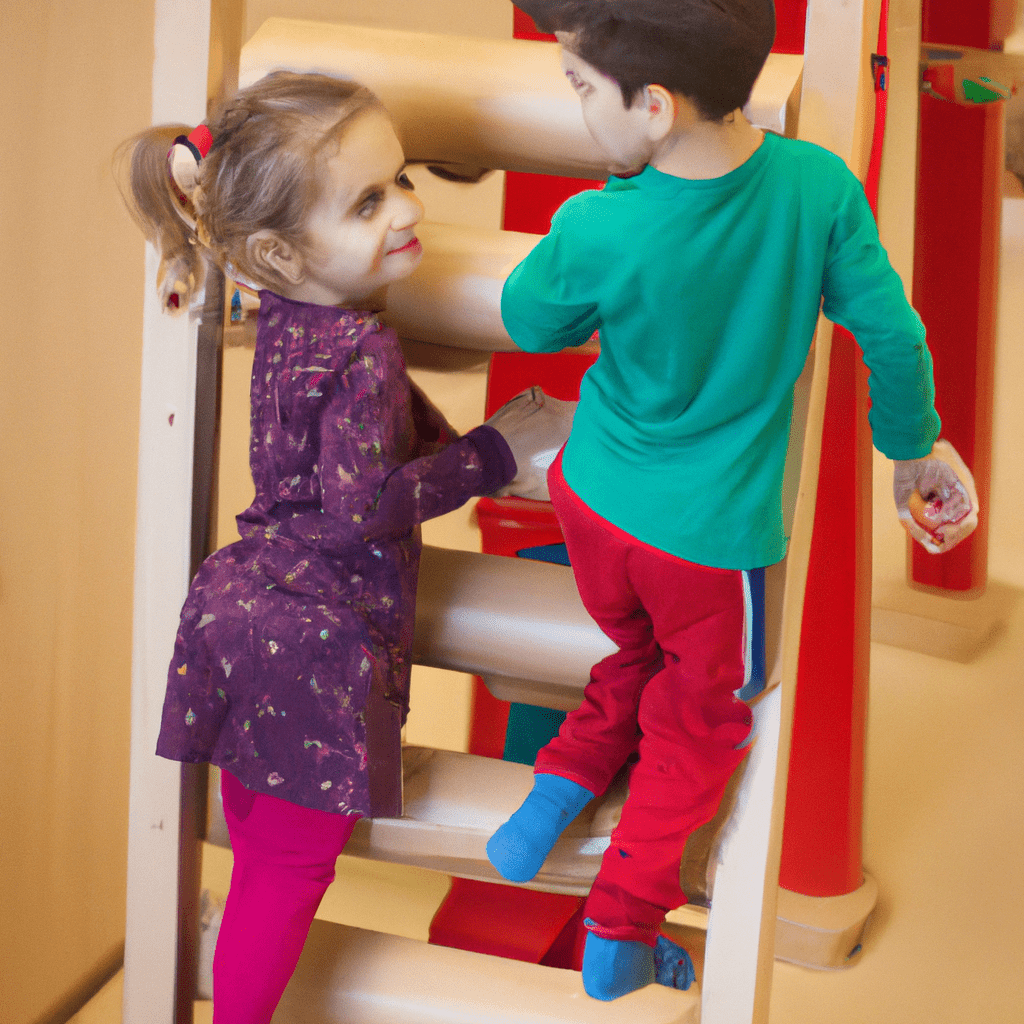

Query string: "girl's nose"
[394, 190, 424, 230]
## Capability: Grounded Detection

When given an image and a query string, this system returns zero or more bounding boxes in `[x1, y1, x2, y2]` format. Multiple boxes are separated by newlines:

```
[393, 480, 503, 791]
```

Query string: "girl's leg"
[212, 771, 360, 1024]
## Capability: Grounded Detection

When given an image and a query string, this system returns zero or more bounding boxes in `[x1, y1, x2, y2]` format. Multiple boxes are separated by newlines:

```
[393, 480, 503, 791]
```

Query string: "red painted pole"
[910, 0, 1005, 596]
[781, 329, 873, 897]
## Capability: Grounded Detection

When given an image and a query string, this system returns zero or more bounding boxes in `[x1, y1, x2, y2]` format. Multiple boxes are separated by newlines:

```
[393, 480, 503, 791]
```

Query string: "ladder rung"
[206, 747, 625, 897]
[274, 917, 701, 1024]
[240, 19, 803, 179]
[414, 545, 614, 711]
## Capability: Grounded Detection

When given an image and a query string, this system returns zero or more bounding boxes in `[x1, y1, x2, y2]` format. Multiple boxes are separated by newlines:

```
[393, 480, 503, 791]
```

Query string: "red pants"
[213, 771, 360, 1024]
[540, 453, 752, 944]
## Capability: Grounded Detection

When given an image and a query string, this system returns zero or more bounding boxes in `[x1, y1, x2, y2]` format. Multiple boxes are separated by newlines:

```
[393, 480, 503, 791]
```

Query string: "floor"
[69, 201, 1024, 1024]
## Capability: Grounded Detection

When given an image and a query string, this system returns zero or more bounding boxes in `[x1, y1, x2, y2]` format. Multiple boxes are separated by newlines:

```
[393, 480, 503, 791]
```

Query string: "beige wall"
[0, 2, 154, 1022]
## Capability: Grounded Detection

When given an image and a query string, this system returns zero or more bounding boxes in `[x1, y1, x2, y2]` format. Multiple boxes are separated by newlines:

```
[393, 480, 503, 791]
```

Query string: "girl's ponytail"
[116, 72, 384, 311]
[115, 124, 207, 310]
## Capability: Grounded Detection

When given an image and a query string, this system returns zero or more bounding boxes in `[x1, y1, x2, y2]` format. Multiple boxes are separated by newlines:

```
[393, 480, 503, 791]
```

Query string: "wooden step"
[343, 746, 625, 896]
[207, 683, 782, 907]
[385, 221, 540, 353]
[207, 746, 621, 897]
[273, 917, 701, 1024]
[220, 220, 540, 354]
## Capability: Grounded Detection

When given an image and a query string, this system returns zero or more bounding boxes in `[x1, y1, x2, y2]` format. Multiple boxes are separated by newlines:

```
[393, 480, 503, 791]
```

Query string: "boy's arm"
[501, 223, 602, 353]
[892, 440, 979, 554]
[822, 186, 940, 459]
[822, 183, 978, 551]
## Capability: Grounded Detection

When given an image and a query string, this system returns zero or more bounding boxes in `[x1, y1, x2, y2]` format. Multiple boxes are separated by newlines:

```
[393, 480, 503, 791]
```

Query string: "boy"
[488, 0, 977, 1002]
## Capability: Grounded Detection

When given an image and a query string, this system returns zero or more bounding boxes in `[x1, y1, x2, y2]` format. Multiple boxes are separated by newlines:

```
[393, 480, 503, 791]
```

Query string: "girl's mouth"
[388, 237, 422, 256]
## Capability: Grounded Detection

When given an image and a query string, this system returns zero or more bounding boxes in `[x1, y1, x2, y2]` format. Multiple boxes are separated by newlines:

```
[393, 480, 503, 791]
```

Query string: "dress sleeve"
[309, 352, 515, 545]
[363, 425, 517, 541]
[500, 211, 602, 353]
[822, 180, 941, 460]
[408, 378, 461, 455]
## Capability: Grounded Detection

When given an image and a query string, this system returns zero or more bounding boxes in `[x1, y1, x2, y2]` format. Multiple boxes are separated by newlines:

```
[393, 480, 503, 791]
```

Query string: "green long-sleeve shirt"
[501, 131, 940, 569]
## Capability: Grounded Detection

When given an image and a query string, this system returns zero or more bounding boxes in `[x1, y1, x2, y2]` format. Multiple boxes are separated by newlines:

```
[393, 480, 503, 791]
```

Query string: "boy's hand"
[892, 439, 979, 554]
[484, 387, 576, 501]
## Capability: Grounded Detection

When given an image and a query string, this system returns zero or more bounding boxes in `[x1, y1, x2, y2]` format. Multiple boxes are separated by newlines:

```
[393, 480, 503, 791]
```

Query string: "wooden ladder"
[124, 4, 887, 1021]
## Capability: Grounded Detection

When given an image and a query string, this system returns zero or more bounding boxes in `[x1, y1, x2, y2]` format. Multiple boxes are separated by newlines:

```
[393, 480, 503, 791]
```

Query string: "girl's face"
[297, 109, 424, 307]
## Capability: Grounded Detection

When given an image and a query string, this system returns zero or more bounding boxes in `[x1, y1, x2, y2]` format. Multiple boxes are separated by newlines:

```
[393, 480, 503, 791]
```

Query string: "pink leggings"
[213, 771, 360, 1024]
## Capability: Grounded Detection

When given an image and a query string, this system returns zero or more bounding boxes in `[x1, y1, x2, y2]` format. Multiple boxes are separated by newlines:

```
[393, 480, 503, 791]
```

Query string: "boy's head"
[514, 0, 776, 121]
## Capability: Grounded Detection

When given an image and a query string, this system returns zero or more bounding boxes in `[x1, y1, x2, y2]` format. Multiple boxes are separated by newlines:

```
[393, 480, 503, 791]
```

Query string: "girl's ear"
[247, 229, 305, 286]
[644, 84, 678, 140]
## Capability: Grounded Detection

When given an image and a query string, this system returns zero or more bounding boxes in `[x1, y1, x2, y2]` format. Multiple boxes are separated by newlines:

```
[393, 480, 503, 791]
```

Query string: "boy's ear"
[643, 84, 678, 140]
[247, 229, 305, 286]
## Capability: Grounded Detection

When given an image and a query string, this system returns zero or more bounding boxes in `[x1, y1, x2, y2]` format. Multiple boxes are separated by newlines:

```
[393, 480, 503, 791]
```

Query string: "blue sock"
[486, 773, 594, 883]
[581, 932, 695, 1001]
[653, 934, 696, 991]
[582, 932, 656, 1001]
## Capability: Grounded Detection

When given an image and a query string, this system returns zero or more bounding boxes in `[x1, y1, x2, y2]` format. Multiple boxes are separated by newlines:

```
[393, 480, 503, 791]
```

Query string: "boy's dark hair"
[514, 0, 776, 121]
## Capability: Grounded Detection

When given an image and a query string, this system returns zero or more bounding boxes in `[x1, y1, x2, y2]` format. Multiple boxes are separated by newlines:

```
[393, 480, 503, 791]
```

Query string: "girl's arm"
[362, 424, 516, 541]
[310, 371, 513, 545]
[407, 378, 461, 456]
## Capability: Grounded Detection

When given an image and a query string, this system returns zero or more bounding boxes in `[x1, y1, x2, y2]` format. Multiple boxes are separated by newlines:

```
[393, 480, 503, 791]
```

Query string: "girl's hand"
[484, 387, 576, 501]
[892, 439, 979, 554]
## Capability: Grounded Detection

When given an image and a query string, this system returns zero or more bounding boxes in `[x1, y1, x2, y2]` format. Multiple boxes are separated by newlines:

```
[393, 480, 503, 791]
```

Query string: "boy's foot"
[582, 932, 655, 1000]
[582, 932, 696, 1001]
[653, 934, 696, 990]
[485, 773, 594, 882]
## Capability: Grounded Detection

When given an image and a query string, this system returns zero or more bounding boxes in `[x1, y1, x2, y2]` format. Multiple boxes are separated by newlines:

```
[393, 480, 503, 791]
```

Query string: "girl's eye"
[358, 191, 384, 218]
[397, 171, 414, 191]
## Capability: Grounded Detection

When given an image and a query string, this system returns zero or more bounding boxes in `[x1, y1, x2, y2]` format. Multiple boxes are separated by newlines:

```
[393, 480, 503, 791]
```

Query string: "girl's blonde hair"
[116, 72, 384, 306]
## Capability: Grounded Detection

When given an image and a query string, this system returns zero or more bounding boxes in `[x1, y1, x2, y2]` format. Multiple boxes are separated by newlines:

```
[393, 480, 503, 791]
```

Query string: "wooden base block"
[773, 875, 878, 969]
[871, 579, 1018, 662]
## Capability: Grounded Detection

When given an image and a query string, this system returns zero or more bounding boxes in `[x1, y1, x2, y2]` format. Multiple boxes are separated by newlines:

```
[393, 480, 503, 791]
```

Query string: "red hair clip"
[167, 125, 214, 214]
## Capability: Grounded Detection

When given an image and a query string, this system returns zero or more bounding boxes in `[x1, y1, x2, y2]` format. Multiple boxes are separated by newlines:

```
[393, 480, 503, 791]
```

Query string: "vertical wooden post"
[779, 0, 882, 900]
[124, 1, 242, 1021]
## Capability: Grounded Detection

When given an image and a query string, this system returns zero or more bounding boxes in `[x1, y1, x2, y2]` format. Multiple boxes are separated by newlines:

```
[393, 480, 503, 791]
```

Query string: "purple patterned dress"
[157, 291, 514, 816]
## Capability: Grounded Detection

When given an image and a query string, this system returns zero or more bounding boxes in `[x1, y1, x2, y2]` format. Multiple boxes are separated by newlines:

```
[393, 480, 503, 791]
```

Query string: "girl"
[119, 71, 556, 1023]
